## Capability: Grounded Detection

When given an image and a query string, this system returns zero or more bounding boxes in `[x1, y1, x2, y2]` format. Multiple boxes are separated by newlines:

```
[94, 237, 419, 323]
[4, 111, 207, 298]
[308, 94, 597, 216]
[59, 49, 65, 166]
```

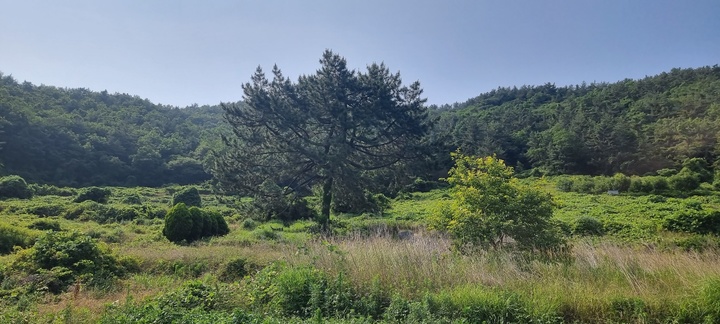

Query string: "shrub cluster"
[664, 210, 720, 235]
[0, 175, 33, 199]
[28, 183, 76, 196]
[64, 201, 140, 223]
[163, 203, 229, 243]
[557, 164, 712, 195]
[11, 231, 135, 293]
[0, 224, 37, 254]
[73, 187, 111, 203]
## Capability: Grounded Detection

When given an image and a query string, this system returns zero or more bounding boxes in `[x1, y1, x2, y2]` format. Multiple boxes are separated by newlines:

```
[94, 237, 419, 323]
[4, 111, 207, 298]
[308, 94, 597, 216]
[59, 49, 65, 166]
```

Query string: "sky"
[1, 0, 719, 107]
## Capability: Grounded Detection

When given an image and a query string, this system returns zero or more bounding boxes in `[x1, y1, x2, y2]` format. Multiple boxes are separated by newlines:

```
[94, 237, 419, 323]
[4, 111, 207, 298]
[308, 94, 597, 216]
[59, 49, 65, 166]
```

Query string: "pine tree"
[214, 50, 430, 229]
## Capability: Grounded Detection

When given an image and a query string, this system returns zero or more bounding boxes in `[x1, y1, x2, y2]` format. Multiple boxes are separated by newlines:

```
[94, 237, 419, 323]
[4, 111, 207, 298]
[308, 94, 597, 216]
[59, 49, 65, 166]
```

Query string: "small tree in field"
[434, 153, 565, 252]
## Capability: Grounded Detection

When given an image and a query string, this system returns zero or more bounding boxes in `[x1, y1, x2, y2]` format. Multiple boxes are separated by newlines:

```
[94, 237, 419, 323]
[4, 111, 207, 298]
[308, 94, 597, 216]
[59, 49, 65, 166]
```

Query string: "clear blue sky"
[1, 0, 719, 107]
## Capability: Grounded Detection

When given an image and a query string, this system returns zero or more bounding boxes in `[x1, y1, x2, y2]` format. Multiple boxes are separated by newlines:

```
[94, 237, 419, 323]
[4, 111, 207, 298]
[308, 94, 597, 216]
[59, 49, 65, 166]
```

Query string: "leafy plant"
[0, 175, 33, 199]
[12, 231, 130, 293]
[0, 224, 36, 254]
[433, 153, 565, 252]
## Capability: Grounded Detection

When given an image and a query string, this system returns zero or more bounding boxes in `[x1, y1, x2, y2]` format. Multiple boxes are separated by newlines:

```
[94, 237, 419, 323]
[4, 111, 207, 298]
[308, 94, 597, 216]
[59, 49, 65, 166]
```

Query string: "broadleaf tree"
[433, 153, 566, 252]
[213, 50, 430, 229]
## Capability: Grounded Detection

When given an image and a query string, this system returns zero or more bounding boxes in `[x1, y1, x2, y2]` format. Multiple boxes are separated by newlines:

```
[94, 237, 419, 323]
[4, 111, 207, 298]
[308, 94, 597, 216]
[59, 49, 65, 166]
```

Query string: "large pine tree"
[214, 50, 430, 228]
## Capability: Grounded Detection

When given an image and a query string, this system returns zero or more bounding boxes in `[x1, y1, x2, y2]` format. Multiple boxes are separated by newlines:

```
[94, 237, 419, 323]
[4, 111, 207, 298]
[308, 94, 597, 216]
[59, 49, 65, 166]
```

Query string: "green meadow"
[1, 176, 719, 323]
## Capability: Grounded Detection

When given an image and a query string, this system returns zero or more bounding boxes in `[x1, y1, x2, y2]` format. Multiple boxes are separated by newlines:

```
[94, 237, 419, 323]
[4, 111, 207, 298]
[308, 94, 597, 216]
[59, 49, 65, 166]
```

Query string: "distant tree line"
[0, 73, 226, 187]
[428, 65, 720, 176]
[1, 65, 719, 188]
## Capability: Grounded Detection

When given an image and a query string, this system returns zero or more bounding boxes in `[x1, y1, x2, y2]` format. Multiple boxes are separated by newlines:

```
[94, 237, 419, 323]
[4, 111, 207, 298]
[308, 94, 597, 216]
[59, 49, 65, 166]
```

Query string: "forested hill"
[430, 65, 720, 176]
[0, 72, 227, 187]
[1, 65, 719, 187]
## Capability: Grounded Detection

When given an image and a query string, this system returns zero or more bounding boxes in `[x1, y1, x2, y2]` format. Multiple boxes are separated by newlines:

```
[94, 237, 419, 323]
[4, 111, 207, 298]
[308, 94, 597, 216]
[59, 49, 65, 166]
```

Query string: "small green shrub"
[629, 176, 653, 193]
[242, 218, 258, 230]
[29, 183, 76, 196]
[28, 220, 62, 231]
[13, 231, 130, 293]
[0, 175, 33, 199]
[664, 210, 720, 235]
[172, 187, 201, 208]
[0, 224, 36, 254]
[163, 204, 230, 244]
[573, 216, 605, 236]
[218, 257, 255, 282]
[24, 203, 66, 217]
[646, 176, 669, 193]
[669, 169, 701, 192]
[556, 178, 573, 192]
[121, 193, 142, 205]
[612, 173, 631, 192]
[74, 187, 111, 203]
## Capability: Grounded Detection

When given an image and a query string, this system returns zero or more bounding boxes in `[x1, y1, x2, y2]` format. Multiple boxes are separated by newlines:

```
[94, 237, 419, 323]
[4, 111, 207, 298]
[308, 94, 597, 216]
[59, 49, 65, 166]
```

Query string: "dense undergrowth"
[0, 177, 719, 323]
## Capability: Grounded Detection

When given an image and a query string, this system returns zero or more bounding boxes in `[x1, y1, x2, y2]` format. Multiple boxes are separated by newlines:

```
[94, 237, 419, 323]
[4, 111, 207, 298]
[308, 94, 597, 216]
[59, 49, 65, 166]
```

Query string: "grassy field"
[1, 179, 720, 323]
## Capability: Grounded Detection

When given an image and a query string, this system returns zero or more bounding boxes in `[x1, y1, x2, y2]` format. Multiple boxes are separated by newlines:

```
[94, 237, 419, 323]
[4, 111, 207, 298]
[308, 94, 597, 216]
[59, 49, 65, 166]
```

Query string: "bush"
[23, 203, 66, 217]
[0, 224, 36, 254]
[28, 220, 62, 231]
[28, 183, 76, 196]
[664, 210, 720, 235]
[682, 158, 713, 183]
[0, 175, 33, 199]
[218, 257, 255, 282]
[163, 203, 230, 244]
[121, 193, 142, 205]
[13, 231, 130, 293]
[629, 176, 653, 193]
[612, 173, 631, 192]
[434, 154, 565, 252]
[163, 203, 194, 243]
[556, 177, 573, 192]
[74, 187, 111, 203]
[645, 176, 669, 193]
[172, 187, 201, 208]
[573, 216, 605, 236]
[669, 169, 701, 192]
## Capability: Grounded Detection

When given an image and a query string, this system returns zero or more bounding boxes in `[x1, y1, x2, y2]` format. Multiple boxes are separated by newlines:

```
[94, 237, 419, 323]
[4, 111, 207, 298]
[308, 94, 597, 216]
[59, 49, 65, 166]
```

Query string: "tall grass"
[281, 232, 720, 321]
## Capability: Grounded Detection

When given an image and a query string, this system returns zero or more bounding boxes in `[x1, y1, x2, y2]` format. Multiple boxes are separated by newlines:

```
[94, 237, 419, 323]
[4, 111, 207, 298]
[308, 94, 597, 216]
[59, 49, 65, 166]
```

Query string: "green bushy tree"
[0, 175, 33, 199]
[163, 203, 229, 244]
[163, 203, 194, 243]
[433, 153, 565, 252]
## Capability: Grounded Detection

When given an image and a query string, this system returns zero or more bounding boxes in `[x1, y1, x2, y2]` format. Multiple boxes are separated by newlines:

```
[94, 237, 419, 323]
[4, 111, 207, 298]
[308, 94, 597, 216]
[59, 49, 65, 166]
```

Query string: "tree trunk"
[319, 176, 333, 231]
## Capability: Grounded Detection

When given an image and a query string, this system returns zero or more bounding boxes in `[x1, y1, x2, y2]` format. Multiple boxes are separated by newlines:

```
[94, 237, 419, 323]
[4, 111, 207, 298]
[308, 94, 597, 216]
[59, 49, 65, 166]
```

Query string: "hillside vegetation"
[1, 64, 720, 322]
[2, 65, 720, 187]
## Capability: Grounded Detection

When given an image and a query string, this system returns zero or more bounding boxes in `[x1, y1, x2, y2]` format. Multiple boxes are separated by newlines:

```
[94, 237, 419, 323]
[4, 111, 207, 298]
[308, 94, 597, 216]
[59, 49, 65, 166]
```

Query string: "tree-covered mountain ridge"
[0, 72, 228, 186]
[1, 64, 719, 187]
[431, 65, 720, 176]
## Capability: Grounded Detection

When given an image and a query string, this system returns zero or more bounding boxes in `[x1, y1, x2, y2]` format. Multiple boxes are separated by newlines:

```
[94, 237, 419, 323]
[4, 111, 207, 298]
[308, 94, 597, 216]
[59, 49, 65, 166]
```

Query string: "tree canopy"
[213, 50, 430, 228]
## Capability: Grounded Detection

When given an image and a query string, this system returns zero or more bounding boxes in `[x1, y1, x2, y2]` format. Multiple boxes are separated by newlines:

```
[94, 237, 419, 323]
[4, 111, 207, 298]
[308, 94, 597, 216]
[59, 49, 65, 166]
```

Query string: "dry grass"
[280, 232, 720, 303]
